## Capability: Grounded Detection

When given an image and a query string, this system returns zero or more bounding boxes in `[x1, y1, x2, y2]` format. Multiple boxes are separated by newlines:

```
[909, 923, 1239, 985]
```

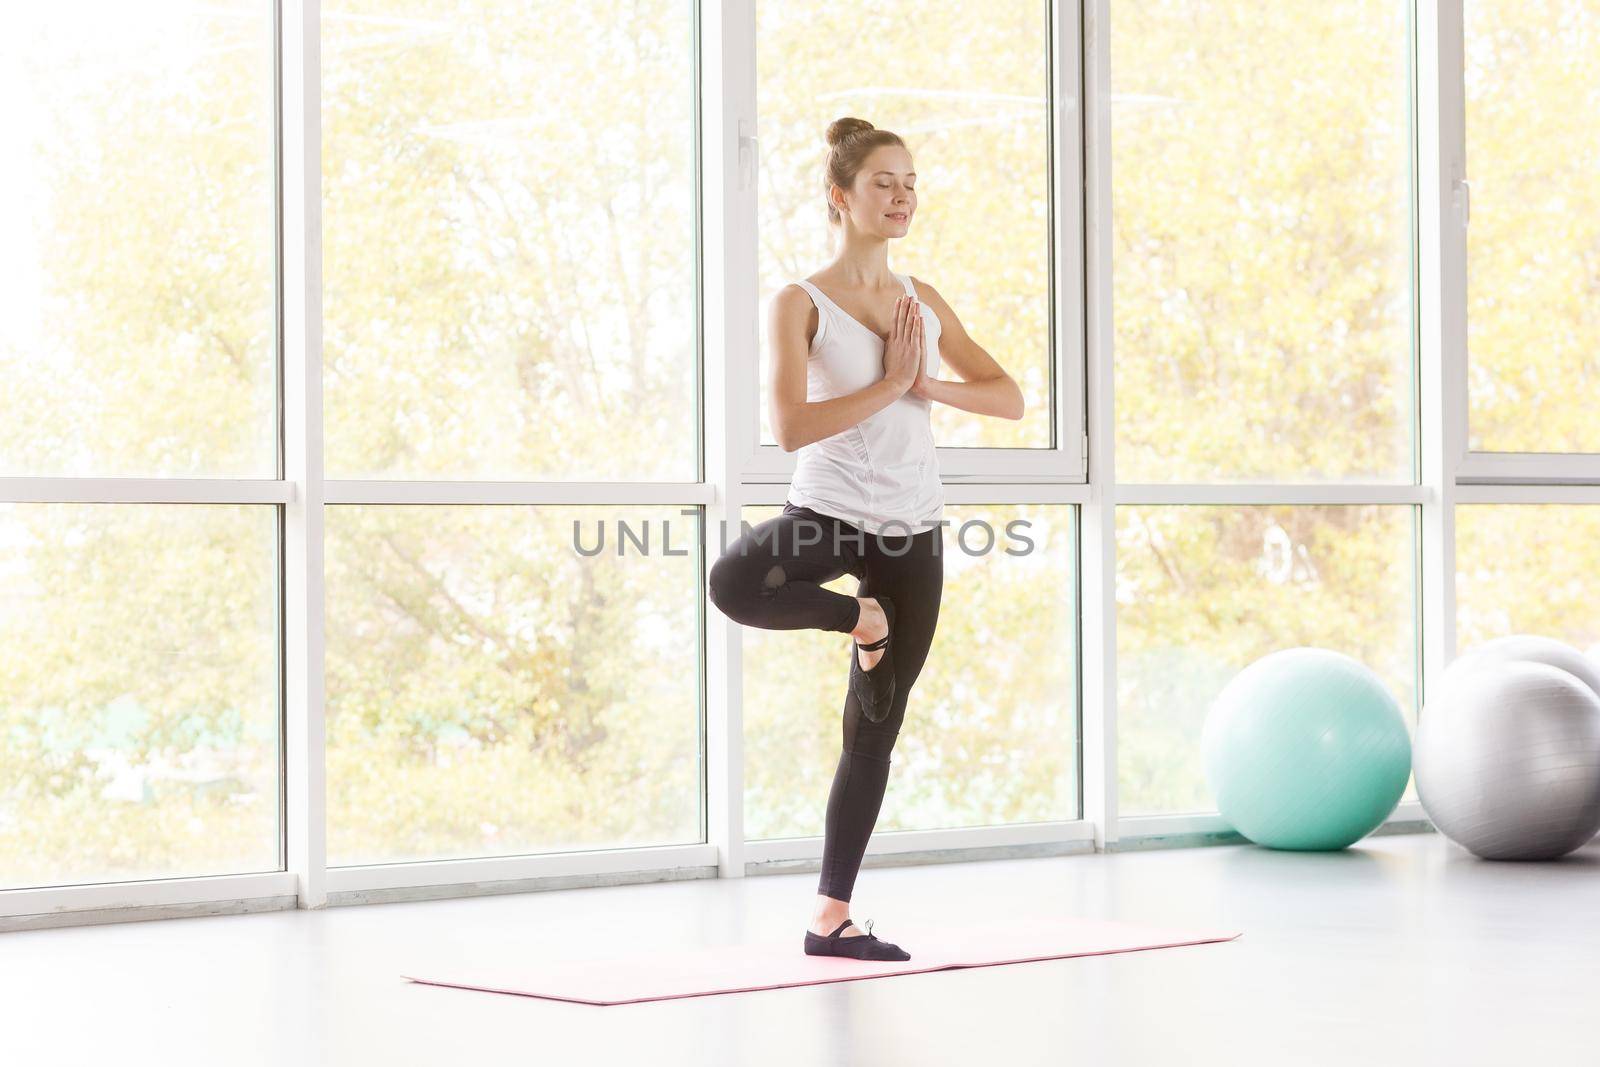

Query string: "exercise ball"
[1438, 634, 1600, 705]
[1202, 647, 1412, 850]
[1415, 660, 1600, 860]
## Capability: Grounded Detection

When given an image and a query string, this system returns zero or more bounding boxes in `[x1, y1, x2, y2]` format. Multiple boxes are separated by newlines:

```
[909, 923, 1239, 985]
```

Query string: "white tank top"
[785, 271, 944, 535]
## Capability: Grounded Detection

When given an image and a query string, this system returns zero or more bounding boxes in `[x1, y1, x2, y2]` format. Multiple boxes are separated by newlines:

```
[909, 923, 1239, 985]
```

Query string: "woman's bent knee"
[708, 553, 759, 621]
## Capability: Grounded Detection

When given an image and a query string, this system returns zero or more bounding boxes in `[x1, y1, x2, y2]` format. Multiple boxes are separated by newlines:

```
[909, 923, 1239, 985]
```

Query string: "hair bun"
[826, 117, 875, 147]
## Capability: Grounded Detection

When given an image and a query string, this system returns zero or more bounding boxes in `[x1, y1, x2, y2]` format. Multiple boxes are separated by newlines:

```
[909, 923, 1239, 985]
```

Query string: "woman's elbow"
[771, 411, 799, 452]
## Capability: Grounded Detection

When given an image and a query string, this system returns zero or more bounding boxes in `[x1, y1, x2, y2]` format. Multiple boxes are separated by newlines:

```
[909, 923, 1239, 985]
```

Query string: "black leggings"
[707, 502, 944, 903]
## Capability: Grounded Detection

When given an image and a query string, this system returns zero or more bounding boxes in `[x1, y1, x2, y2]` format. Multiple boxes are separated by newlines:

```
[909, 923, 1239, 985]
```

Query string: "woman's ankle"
[812, 894, 850, 925]
[850, 598, 885, 643]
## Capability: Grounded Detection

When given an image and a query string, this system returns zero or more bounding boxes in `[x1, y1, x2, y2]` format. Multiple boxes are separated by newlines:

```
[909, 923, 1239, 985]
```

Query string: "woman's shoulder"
[771, 281, 826, 347]
[773, 280, 820, 309]
[903, 273, 946, 303]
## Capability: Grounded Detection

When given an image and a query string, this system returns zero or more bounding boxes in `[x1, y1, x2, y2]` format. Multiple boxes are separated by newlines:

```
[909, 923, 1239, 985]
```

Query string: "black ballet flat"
[850, 594, 896, 724]
[803, 918, 911, 961]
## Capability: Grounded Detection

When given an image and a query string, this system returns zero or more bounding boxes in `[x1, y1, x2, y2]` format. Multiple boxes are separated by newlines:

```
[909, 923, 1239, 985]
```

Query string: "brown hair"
[823, 117, 906, 227]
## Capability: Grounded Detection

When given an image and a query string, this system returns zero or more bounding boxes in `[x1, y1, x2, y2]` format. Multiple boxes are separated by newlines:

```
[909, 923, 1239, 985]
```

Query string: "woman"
[707, 117, 1025, 961]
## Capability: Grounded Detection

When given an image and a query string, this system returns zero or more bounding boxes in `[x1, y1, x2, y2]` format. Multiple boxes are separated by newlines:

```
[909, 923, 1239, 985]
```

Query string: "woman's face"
[839, 144, 916, 236]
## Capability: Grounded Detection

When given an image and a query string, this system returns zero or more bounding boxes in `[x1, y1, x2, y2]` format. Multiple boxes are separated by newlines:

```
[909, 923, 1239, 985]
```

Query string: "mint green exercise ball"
[1202, 647, 1412, 850]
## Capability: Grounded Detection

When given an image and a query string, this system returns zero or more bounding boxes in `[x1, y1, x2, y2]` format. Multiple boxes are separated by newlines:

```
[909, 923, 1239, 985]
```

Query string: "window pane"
[325, 505, 701, 866]
[1112, 2, 1415, 483]
[0, 504, 279, 891]
[0, 4, 275, 477]
[1117, 505, 1418, 817]
[1464, 1, 1600, 454]
[1456, 505, 1600, 656]
[322, 1, 697, 481]
[755, 0, 1053, 450]
[744, 503, 1077, 839]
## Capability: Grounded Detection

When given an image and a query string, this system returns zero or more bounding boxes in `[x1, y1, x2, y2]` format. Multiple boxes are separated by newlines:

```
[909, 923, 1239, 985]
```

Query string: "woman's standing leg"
[815, 525, 944, 908]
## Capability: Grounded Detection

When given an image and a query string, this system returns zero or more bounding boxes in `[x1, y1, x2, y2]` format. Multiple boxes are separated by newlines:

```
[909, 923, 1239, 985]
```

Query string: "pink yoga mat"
[402, 915, 1242, 1006]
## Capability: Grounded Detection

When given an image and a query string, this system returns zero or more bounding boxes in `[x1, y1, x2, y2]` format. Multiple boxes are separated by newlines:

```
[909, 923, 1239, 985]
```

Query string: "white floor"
[5, 830, 1598, 1066]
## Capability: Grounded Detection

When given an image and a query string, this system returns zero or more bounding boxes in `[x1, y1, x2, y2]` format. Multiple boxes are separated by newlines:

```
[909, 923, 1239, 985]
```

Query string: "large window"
[325, 505, 701, 866]
[323, 0, 699, 481]
[1112, 0, 1416, 484]
[1109, 0, 1422, 821]
[320, 0, 701, 869]
[0, 4, 277, 893]
[1116, 506, 1418, 816]
[0, 505, 279, 891]
[1463, 0, 1600, 455]
[0, 4, 276, 477]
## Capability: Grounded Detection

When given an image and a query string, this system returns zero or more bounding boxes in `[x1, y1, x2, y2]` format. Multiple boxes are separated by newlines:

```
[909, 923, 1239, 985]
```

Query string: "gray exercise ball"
[1415, 660, 1600, 860]
[1438, 634, 1600, 704]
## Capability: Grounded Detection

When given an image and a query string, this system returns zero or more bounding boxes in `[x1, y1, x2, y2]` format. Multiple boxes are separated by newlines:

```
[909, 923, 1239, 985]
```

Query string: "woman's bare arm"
[767, 285, 907, 452]
[907, 278, 1025, 421]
